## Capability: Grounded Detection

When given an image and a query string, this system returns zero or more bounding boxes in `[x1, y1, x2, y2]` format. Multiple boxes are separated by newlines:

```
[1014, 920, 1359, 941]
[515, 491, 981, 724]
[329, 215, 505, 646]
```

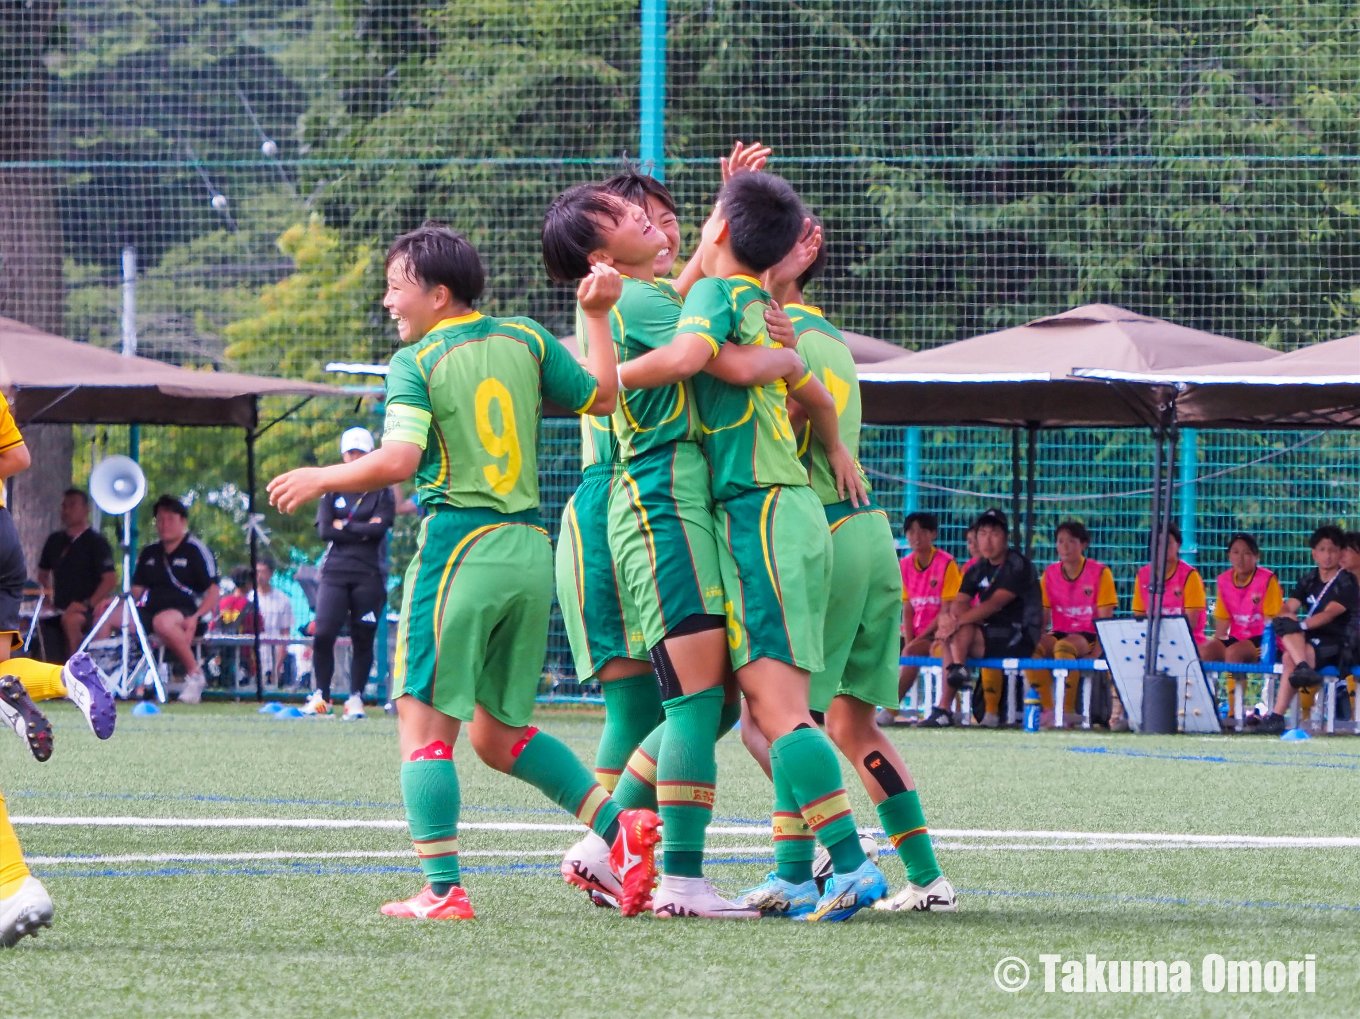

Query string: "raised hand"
[577, 262, 623, 314]
[268, 468, 329, 515]
[720, 139, 772, 181]
[763, 219, 822, 298]
[764, 302, 797, 348]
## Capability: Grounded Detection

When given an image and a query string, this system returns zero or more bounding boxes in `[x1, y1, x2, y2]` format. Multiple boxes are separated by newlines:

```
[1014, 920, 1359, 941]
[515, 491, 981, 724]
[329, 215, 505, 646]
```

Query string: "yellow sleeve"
[1262, 576, 1283, 617]
[1096, 567, 1118, 609]
[0, 395, 23, 453]
[1183, 570, 1206, 611]
[1213, 591, 1229, 621]
[1040, 575, 1051, 609]
[941, 560, 962, 601]
[1131, 580, 1146, 615]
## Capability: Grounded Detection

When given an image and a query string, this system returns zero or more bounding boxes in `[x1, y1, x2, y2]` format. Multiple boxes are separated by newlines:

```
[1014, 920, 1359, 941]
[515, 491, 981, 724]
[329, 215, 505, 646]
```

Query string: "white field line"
[11, 816, 1360, 849]
[27, 846, 779, 866]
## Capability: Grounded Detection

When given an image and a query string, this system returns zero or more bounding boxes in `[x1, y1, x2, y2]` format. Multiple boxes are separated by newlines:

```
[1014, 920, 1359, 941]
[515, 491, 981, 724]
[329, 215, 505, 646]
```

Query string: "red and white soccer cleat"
[379, 884, 475, 920]
[608, 807, 662, 916]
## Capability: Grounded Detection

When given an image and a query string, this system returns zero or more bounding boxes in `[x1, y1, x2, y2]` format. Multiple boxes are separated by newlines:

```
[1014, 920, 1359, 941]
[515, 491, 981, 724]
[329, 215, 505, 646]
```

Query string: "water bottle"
[1261, 624, 1276, 668]
[1023, 687, 1042, 732]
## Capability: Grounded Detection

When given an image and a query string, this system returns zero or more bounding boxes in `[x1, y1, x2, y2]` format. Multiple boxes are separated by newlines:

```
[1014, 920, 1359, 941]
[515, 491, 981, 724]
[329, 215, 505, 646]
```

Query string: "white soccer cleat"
[177, 671, 207, 705]
[63, 652, 116, 739]
[813, 833, 880, 892]
[342, 694, 366, 720]
[299, 690, 331, 716]
[0, 877, 54, 947]
[651, 875, 760, 919]
[560, 831, 624, 906]
[874, 874, 958, 913]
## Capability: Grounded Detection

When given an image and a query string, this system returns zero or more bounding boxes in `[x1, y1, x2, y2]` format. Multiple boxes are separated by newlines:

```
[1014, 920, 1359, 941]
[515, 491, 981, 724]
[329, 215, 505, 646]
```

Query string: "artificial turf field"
[0, 703, 1356, 1019]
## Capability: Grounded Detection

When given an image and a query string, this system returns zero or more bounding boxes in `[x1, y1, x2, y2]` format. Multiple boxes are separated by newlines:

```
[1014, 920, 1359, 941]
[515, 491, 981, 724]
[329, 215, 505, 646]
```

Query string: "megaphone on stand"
[89, 455, 146, 516]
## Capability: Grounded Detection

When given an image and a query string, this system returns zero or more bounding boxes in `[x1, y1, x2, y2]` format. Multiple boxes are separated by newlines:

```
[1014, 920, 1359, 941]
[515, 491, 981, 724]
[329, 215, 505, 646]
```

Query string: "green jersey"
[681, 275, 810, 502]
[574, 304, 618, 469]
[611, 275, 698, 461]
[785, 303, 871, 506]
[383, 310, 599, 513]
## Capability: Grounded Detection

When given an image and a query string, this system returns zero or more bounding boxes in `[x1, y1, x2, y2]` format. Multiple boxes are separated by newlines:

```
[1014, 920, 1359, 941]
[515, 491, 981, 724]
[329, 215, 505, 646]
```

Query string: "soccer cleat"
[943, 664, 972, 690]
[1256, 712, 1288, 735]
[63, 652, 116, 739]
[177, 671, 206, 705]
[589, 890, 619, 909]
[342, 694, 366, 720]
[875, 875, 959, 913]
[0, 676, 53, 762]
[300, 690, 331, 716]
[561, 831, 625, 906]
[379, 884, 474, 920]
[813, 833, 880, 893]
[652, 875, 760, 919]
[738, 873, 820, 918]
[803, 858, 889, 922]
[608, 808, 662, 916]
[917, 706, 954, 728]
[0, 877, 54, 947]
[980, 711, 1001, 728]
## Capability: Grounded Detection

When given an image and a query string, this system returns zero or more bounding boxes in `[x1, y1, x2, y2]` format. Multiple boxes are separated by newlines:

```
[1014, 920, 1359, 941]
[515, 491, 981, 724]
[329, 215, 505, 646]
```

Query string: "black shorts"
[1223, 634, 1263, 650]
[1308, 636, 1344, 671]
[982, 623, 1035, 660]
[139, 607, 208, 638]
[0, 508, 26, 649]
[1051, 631, 1098, 645]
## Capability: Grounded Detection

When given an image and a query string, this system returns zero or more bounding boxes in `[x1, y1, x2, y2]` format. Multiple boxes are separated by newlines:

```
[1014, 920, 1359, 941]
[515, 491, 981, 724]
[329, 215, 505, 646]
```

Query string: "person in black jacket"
[305, 428, 396, 717]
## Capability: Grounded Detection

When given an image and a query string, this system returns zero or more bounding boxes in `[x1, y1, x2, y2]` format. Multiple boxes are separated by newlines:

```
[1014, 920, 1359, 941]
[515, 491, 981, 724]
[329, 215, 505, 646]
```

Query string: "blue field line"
[961, 886, 1360, 914]
[5, 789, 565, 816]
[1070, 746, 1359, 771]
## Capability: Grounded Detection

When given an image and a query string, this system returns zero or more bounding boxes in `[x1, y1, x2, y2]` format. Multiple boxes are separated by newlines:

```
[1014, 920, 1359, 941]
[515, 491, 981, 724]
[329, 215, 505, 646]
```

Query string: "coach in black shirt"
[37, 488, 117, 655]
[130, 495, 220, 704]
[924, 508, 1042, 728]
[1259, 524, 1360, 733]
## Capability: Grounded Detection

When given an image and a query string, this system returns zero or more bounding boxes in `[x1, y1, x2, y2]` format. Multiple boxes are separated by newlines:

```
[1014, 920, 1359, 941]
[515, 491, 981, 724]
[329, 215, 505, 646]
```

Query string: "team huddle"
[268, 143, 954, 921]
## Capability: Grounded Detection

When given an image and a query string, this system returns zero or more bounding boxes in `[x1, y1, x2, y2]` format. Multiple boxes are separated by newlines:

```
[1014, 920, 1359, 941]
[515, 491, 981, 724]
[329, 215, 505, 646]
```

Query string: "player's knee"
[1054, 639, 1080, 660]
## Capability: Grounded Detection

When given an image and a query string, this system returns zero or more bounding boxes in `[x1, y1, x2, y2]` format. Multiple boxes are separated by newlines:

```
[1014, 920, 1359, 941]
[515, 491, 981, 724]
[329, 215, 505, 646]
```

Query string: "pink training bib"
[1215, 567, 1276, 641]
[1136, 560, 1205, 642]
[1043, 557, 1106, 634]
[900, 548, 957, 635]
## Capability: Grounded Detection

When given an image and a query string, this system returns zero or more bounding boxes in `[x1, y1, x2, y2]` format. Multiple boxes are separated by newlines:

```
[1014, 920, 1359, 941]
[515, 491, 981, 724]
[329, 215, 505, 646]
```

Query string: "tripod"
[77, 509, 165, 702]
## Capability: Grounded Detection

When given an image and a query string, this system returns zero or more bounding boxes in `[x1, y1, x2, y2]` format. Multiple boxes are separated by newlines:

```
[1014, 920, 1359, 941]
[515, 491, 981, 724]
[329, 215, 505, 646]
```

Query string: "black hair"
[255, 553, 276, 572]
[541, 184, 626, 284]
[903, 511, 939, 534]
[602, 165, 676, 217]
[1226, 531, 1260, 556]
[62, 488, 89, 505]
[1344, 530, 1360, 552]
[973, 508, 1008, 534]
[1055, 520, 1090, 545]
[715, 172, 806, 272]
[796, 215, 827, 290]
[152, 494, 188, 519]
[230, 565, 253, 590]
[1310, 524, 1345, 549]
[1149, 521, 1182, 545]
[386, 221, 485, 305]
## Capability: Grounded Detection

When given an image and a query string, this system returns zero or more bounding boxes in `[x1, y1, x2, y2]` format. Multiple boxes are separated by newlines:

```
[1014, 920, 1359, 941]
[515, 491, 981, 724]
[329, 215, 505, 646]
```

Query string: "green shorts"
[393, 507, 551, 728]
[714, 484, 832, 672]
[609, 441, 726, 649]
[809, 503, 902, 712]
[555, 464, 649, 680]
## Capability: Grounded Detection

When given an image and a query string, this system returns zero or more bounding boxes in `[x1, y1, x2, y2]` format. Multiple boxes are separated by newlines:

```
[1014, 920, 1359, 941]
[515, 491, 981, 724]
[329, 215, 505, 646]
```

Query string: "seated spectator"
[1343, 531, 1360, 716]
[251, 557, 295, 686]
[921, 509, 1042, 728]
[1132, 522, 1207, 643]
[36, 489, 117, 658]
[1258, 525, 1360, 734]
[1200, 533, 1282, 712]
[887, 511, 962, 725]
[128, 496, 220, 704]
[1024, 521, 1117, 728]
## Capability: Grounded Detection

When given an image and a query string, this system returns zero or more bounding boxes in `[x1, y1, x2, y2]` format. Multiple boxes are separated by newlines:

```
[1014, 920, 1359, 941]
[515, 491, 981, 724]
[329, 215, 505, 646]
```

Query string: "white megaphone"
[89, 455, 147, 515]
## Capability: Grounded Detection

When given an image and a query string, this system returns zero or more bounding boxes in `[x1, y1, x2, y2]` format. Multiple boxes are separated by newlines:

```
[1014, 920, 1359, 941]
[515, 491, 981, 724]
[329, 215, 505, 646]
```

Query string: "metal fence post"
[904, 426, 921, 515]
[640, 0, 667, 180]
[1179, 427, 1198, 562]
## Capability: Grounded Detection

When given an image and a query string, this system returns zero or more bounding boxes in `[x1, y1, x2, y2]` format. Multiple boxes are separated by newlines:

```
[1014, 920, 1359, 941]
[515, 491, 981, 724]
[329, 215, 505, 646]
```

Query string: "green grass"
[1, 703, 1358, 1018]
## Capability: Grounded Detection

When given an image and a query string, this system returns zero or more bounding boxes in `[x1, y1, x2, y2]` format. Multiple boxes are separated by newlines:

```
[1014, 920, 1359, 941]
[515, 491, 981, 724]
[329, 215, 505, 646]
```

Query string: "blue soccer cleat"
[802, 858, 889, 922]
[738, 873, 820, 918]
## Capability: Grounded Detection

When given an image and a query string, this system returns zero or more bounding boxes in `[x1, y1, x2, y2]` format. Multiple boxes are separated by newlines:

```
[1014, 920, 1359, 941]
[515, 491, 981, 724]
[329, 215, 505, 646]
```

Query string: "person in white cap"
[304, 427, 395, 719]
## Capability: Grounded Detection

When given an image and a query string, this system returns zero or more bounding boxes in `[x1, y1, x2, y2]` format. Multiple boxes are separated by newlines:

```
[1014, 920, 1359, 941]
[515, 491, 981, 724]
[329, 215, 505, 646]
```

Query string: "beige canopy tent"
[1074, 333, 1360, 428]
[0, 316, 340, 429]
[857, 304, 1277, 426]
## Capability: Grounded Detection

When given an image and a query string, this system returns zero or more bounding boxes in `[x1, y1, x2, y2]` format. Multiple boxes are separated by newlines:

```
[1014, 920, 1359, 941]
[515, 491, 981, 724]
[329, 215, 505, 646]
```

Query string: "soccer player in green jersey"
[619, 172, 889, 921]
[268, 223, 661, 920]
[737, 219, 957, 915]
[544, 180, 805, 918]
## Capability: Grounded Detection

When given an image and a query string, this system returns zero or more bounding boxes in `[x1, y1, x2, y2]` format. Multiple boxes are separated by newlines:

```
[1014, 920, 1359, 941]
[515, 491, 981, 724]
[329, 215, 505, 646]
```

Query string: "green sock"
[769, 743, 814, 885]
[657, 687, 723, 878]
[771, 727, 867, 875]
[612, 722, 663, 811]
[400, 758, 461, 889]
[717, 700, 742, 740]
[511, 729, 622, 843]
[877, 790, 942, 886]
[595, 671, 662, 793]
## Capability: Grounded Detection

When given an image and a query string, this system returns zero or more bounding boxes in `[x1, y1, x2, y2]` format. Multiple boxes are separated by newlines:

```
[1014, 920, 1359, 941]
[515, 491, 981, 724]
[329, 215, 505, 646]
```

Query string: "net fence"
[4, 1, 1359, 695]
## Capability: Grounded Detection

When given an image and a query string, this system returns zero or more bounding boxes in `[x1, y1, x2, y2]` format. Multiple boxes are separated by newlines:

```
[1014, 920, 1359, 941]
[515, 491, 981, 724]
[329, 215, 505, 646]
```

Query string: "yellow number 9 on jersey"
[474, 377, 522, 495]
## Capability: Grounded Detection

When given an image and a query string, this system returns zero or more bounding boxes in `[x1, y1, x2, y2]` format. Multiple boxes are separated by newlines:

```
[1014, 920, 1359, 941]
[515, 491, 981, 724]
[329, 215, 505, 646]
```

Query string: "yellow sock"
[3, 658, 67, 702]
[981, 668, 1004, 715]
[1053, 640, 1081, 714]
[1299, 687, 1316, 717]
[0, 790, 30, 898]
